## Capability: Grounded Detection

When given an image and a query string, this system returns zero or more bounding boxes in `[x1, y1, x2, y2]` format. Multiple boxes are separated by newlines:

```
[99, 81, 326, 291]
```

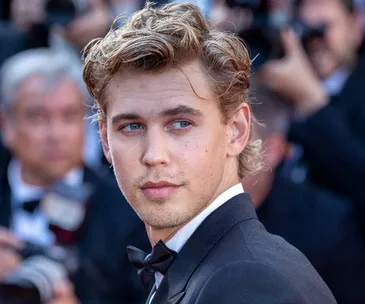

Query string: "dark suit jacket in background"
[288, 56, 365, 213]
[0, 160, 151, 304]
[330, 55, 365, 140]
[288, 104, 365, 216]
[257, 171, 365, 304]
[150, 193, 337, 304]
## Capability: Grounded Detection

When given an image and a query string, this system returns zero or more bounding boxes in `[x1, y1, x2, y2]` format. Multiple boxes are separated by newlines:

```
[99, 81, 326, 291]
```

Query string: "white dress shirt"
[149, 183, 244, 302]
[8, 159, 84, 247]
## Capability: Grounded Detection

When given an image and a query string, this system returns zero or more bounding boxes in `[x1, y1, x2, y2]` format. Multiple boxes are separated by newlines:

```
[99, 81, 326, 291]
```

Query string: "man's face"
[299, 0, 361, 79]
[100, 62, 248, 229]
[4, 75, 85, 184]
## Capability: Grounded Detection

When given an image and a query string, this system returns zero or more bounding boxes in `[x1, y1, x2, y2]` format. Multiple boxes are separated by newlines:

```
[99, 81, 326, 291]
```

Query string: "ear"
[226, 104, 250, 157]
[1, 111, 15, 150]
[98, 120, 112, 164]
[264, 134, 288, 169]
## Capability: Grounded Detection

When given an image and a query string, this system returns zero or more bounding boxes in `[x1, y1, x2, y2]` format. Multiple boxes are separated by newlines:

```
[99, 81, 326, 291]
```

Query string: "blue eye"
[122, 123, 144, 131]
[171, 121, 192, 129]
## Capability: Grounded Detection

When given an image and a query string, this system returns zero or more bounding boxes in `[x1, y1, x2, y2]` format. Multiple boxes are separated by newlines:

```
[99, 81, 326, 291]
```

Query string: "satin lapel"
[146, 285, 157, 304]
[82, 165, 98, 186]
[151, 193, 257, 303]
[73, 165, 97, 253]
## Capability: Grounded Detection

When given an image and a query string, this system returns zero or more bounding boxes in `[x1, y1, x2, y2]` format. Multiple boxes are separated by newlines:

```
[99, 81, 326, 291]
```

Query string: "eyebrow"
[111, 113, 140, 125]
[111, 105, 203, 125]
[161, 105, 203, 117]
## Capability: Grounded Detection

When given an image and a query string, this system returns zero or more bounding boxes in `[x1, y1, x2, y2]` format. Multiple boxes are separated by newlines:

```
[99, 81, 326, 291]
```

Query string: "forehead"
[299, 0, 348, 16]
[15, 74, 83, 110]
[104, 62, 216, 117]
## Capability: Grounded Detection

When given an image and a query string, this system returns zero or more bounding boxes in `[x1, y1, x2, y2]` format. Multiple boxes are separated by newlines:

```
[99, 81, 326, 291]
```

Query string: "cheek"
[66, 121, 84, 139]
[13, 132, 44, 163]
[70, 127, 84, 147]
[109, 139, 141, 179]
[111, 149, 141, 202]
[181, 131, 226, 175]
[329, 22, 350, 52]
[17, 128, 43, 148]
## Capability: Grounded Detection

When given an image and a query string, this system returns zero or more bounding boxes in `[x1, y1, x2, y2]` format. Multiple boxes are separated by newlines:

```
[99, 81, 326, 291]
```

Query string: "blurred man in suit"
[82, 2, 337, 303]
[243, 80, 365, 304]
[0, 48, 150, 304]
[258, 0, 365, 204]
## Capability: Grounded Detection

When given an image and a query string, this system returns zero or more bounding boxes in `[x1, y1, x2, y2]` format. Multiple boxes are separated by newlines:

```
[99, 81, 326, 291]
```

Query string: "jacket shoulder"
[195, 261, 336, 304]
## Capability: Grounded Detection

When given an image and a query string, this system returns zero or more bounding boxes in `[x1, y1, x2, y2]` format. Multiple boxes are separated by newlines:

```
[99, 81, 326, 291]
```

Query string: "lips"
[45, 152, 67, 161]
[141, 181, 181, 199]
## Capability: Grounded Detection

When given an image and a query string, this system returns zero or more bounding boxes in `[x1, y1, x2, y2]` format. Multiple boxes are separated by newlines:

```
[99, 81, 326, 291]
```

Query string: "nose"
[140, 128, 169, 167]
[45, 119, 66, 143]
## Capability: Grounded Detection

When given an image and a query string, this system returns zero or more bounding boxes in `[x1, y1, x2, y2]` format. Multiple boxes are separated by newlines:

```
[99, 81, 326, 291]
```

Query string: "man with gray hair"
[0, 48, 150, 304]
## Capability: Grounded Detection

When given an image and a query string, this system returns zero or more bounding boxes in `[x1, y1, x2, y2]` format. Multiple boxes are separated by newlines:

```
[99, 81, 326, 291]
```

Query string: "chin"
[141, 208, 193, 230]
[312, 59, 339, 80]
[143, 218, 183, 230]
[45, 167, 72, 181]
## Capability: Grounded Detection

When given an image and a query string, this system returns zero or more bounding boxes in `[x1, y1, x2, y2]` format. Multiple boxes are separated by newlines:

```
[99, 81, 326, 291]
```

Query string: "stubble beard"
[139, 190, 213, 230]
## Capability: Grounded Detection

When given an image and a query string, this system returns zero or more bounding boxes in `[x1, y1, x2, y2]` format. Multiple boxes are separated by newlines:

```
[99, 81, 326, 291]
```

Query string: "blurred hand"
[210, 0, 252, 32]
[63, 0, 112, 50]
[258, 29, 329, 117]
[47, 281, 79, 304]
[11, 0, 46, 31]
[0, 228, 23, 282]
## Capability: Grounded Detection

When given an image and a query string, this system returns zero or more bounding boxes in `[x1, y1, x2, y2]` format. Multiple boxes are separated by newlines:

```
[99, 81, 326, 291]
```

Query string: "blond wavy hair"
[82, 2, 262, 178]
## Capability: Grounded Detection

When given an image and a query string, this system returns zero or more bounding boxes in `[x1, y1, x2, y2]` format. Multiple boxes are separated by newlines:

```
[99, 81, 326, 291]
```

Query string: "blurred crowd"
[0, 0, 365, 303]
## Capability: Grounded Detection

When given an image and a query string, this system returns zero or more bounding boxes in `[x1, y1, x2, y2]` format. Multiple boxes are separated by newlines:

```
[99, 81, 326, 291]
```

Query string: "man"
[82, 2, 337, 303]
[257, 0, 365, 201]
[243, 81, 365, 304]
[0, 48, 150, 304]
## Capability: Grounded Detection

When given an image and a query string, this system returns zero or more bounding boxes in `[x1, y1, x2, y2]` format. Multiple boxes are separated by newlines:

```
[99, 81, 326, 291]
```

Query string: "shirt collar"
[166, 183, 244, 253]
[8, 158, 84, 207]
[154, 183, 244, 288]
[321, 67, 351, 96]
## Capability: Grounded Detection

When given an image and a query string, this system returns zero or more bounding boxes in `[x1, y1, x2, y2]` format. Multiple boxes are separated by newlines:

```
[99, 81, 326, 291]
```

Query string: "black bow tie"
[127, 240, 177, 289]
[22, 199, 41, 213]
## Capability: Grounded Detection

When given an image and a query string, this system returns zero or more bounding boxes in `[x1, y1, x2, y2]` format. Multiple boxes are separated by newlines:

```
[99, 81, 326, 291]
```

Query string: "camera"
[45, 0, 77, 27]
[0, 243, 75, 304]
[225, 0, 327, 68]
[0, 182, 93, 304]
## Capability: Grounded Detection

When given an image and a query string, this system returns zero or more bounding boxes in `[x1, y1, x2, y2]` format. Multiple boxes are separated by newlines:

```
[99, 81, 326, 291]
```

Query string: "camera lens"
[0, 255, 67, 303]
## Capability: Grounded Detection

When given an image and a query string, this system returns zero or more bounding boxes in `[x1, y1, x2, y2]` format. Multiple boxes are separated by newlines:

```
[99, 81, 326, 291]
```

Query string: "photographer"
[242, 80, 365, 304]
[255, 0, 365, 208]
[4, 0, 111, 49]
[0, 48, 150, 304]
[0, 0, 146, 66]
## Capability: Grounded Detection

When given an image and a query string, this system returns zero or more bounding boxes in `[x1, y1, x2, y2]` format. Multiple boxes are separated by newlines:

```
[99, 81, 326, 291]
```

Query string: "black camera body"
[225, 0, 326, 68]
[0, 181, 93, 304]
[45, 0, 77, 27]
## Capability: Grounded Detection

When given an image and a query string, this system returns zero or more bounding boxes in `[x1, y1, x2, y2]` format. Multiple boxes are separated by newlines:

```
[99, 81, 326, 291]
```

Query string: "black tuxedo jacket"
[257, 172, 365, 304]
[0, 161, 151, 304]
[149, 193, 337, 304]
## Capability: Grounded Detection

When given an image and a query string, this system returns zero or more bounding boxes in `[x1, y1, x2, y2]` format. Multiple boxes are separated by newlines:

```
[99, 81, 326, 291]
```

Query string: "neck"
[21, 166, 53, 187]
[145, 224, 185, 247]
